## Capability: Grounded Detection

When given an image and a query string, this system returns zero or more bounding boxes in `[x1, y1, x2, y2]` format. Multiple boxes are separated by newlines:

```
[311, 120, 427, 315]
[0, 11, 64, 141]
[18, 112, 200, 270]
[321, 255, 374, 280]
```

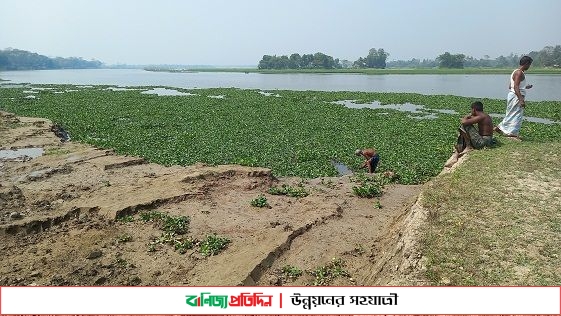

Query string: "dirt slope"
[0, 111, 422, 286]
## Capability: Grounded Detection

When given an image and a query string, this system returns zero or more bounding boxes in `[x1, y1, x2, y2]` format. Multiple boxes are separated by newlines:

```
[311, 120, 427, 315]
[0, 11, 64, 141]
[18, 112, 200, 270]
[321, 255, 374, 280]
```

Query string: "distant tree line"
[528, 45, 561, 67]
[258, 53, 342, 69]
[259, 45, 560, 70]
[388, 45, 561, 69]
[258, 48, 390, 70]
[352, 48, 389, 69]
[0, 48, 103, 70]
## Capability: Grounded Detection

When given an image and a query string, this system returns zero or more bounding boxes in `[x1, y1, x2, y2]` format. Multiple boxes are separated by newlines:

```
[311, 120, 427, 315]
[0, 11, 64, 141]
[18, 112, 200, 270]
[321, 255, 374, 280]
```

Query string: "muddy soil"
[0, 111, 422, 286]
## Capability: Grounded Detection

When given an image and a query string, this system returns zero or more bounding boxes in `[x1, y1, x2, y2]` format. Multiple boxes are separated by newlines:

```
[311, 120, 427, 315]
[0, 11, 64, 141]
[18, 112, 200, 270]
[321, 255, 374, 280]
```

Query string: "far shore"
[143, 67, 561, 75]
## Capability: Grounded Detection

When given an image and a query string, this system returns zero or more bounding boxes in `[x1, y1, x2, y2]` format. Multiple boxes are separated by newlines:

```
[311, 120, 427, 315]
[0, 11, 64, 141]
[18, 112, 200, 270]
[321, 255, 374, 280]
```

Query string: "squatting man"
[445, 101, 494, 168]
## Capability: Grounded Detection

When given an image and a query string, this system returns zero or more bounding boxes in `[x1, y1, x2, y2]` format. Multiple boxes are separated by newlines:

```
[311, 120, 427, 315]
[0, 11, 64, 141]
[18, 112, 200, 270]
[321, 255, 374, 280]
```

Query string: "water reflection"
[408, 114, 439, 120]
[433, 109, 459, 114]
[331, 160, 353, 176]
[141, 88, 197, 96]
[333, 100, 425, 113]
[259, 91, 282, 97]
[334, 100, 558, 124]
[105, 87, 141, 91]
[2, 69, 560, 101]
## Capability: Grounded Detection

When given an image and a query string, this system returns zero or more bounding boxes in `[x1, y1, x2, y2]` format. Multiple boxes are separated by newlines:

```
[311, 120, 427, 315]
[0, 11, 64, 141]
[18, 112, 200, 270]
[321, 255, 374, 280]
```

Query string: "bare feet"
[493, 126, 503, 135]
[505, 135, 522, 141]
[458, 146, 473, 157]
[444, 153, 459, 168]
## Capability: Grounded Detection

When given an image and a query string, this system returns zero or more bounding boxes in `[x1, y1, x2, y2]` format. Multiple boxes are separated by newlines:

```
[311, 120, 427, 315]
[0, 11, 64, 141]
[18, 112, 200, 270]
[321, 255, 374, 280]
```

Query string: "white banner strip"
[1, 286, 560, 314]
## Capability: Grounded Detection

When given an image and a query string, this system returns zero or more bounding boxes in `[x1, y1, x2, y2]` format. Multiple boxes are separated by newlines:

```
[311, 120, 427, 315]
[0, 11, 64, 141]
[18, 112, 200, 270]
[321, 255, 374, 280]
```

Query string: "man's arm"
[361, 159, 367, 168]
[461, 114, 484, 125]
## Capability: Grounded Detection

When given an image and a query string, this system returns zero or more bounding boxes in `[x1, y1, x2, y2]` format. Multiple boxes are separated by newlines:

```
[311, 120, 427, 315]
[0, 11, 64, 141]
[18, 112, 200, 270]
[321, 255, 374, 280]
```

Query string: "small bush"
[251, 194, 269, 208]
[200, 234, 231, 256]
[116, 215, 135, 223]
[282, 265, 303, 279]
[310, 258, 350, 286]
[162, 215, 190, 235]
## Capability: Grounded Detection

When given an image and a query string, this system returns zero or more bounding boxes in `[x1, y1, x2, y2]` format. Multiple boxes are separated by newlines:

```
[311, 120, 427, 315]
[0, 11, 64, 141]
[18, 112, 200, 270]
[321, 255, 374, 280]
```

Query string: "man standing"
[495, 56, 533, 140]
[355, 148, 380, 173]
[445, 101, 494, 167]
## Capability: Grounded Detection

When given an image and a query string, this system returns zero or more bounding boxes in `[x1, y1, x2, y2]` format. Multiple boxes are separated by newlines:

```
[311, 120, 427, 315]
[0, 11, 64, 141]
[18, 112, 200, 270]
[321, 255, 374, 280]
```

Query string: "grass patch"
[45, 147, 71, 156]
[268, 184, 309, 197]
[118, 210, 231, 257]
[139, 210, 193, 253]
[140, 210, 190, 235]
[116, 215, 134, 223]
[309, 258, 350, 286]
[199, 234, 231, 257]
[281, 265, 303, 280]
[420, 141, 561, 285]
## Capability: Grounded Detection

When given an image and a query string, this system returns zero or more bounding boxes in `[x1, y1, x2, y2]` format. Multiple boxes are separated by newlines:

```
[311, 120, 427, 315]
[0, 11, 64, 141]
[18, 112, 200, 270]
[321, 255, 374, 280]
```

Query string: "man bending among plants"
[444, 101, 494, 168]
[355, 148, 379, 173]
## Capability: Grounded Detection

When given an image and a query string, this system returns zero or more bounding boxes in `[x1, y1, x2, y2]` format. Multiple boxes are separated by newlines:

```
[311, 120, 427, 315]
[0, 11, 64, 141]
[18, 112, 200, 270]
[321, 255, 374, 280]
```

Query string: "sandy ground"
[0, 111, 424, 286]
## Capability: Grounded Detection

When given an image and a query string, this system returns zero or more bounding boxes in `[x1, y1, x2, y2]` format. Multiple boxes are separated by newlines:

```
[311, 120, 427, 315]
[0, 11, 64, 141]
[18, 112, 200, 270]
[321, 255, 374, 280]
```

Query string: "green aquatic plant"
[1, 86, 560, 184]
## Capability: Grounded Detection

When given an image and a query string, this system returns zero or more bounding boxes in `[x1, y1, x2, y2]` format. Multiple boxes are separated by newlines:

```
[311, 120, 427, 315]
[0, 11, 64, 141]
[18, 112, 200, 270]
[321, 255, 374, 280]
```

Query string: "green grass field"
[420, 141, 561, 285]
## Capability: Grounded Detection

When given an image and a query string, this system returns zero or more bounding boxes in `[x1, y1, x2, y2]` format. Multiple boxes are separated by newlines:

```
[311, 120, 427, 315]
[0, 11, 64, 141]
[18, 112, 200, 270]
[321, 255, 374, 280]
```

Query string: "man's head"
[471, 101, 484, 113]
[355, 149, 362, 156]
[519, 56, 533, 70]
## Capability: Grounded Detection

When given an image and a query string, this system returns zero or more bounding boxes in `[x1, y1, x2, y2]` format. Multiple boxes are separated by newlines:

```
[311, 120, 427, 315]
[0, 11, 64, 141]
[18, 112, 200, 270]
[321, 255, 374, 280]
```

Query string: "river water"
[1, 69, 560, 101]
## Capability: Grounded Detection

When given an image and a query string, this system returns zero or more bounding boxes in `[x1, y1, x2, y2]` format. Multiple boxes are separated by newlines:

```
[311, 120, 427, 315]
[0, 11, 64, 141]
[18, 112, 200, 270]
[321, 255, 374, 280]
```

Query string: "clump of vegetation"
[134, 210, 231, 256]
[250, 194, 270, 208]
[282, 265, 303, 280]
[268, 184, 309, 197]
[310, 258, 350, 286]
[140, 210, 193, 254]
[139, 210, 166, 222]
[351, 173, 384, 198]
[116, 215, 135, 223]
[116, 234, 133, 243]
[161, 215, 190, 235]
[199, 234, 231, 256]
[139, 210, 190, 234]
[174, 238, 195, 254]
[113, 257, 129, 268]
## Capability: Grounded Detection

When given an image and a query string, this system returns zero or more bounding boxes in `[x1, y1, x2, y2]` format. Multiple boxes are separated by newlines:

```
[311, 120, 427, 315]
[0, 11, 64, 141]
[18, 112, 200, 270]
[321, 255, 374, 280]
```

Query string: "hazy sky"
[1, 0, 560, 65]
